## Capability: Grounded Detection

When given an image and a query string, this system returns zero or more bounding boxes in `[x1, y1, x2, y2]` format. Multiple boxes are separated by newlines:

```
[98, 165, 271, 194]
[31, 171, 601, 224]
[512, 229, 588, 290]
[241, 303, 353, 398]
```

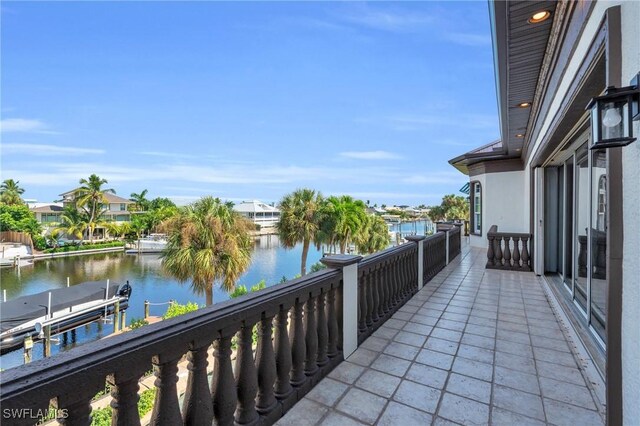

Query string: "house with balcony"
[234, 200, 281, 229]
[1, 1, 637, 425]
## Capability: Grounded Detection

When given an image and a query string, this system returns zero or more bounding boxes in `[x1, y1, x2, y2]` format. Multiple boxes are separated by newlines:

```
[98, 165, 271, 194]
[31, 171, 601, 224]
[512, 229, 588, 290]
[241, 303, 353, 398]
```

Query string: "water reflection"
[0, 235, 322, 369]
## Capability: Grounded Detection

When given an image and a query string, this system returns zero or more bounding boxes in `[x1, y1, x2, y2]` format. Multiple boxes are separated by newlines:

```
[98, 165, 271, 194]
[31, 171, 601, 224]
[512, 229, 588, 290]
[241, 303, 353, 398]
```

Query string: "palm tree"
[161, 196, 253, 306]
[0, 179, 25, 205]
[323, 195, 367, 254]
[130, 189, 150, 212]
[74, 174, 115, 242]
[55, 207, 89, 241]
[276, 188, 324, 276]
[356, 215, 391, 254]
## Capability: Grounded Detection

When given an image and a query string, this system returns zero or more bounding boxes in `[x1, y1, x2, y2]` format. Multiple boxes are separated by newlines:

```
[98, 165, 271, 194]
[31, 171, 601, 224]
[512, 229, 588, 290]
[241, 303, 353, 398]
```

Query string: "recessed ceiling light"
[515, 134, 524, 138]
[518, 102, 531, 108]
[528, 10, 551, 24]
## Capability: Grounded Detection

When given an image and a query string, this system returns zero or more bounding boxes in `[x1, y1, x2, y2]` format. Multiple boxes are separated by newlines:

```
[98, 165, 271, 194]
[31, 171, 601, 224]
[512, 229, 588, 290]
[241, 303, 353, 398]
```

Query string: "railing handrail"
[0, 267, 341, 400]
[359, 236, 421, 268]
[487, 225, 530, 238]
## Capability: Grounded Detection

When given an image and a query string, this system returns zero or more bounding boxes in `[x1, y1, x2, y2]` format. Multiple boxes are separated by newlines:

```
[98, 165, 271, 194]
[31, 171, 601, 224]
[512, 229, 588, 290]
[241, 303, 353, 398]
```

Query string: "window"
[471, 181, 482, 235]
[120, 203, 126, 211]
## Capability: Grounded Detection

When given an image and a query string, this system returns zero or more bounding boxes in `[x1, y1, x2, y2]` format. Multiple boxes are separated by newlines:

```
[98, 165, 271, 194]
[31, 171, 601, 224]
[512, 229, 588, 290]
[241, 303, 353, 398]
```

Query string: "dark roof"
[30, 205, 64, 213]
[60, 190, 133, 204]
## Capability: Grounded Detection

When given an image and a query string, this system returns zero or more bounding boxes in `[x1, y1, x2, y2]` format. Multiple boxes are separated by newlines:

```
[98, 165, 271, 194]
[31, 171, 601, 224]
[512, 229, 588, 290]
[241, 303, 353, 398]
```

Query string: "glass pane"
[590, 149, 607, 342]
[558, 165, 564, 275]
[574, 145, 588, 313]
[564, 157, 574, 286]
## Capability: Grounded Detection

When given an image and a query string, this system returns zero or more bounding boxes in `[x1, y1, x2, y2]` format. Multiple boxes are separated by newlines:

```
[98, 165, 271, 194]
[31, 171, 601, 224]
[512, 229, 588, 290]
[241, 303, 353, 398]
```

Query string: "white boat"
[126, 233, 168, 254]
[0, 280, 132, 353]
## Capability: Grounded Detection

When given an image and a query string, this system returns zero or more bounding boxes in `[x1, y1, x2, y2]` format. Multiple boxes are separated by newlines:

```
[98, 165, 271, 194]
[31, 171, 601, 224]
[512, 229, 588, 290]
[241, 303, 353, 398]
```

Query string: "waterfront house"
[449, 1, 639, 424]
[1, 1, 637, 425]
[59, 189, 135, 224]
[234, 200, 281, 229]
[29, 203, 64, 225]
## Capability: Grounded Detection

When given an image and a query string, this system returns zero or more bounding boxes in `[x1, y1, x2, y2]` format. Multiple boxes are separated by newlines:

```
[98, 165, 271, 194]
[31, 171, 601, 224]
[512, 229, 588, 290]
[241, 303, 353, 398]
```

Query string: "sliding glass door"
[590, 149, 607, 343]
[574, 144, 589, 314]
[550, 138, 607, 348]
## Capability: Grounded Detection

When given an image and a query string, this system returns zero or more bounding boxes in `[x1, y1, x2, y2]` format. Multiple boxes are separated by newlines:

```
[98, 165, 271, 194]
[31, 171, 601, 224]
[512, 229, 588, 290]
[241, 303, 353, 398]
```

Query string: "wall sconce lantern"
[587, 72, 639, 149]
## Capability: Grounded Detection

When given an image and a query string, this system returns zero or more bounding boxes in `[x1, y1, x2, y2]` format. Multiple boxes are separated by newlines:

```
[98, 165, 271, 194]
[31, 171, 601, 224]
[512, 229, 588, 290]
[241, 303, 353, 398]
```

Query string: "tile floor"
[277, 245, 605, 426]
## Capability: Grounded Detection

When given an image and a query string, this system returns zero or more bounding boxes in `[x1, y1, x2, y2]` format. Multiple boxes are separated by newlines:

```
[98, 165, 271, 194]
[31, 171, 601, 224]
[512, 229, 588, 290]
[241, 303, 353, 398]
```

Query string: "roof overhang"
[449, 0, 558, 174]
[491, 0, 558, 156]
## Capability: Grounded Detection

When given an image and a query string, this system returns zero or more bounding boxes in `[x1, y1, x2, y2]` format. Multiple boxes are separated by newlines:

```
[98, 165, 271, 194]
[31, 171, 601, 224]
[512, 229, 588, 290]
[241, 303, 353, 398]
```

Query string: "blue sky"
[1, 1, 499, 206]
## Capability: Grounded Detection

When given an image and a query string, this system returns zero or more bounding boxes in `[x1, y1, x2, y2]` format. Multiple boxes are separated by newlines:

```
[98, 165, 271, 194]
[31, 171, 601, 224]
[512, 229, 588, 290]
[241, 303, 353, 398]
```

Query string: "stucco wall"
[468, 170, 527, 248]
[620, 0, 640, 422]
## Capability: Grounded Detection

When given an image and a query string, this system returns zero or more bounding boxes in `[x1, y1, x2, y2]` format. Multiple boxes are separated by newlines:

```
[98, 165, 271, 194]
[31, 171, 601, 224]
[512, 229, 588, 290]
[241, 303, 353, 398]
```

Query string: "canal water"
[0, 221, 432, 369]
[0, 234, 323, 369]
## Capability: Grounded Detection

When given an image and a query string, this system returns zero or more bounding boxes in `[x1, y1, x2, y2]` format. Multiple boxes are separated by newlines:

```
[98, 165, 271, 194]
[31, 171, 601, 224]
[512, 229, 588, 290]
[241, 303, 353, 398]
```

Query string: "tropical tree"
[356, 215, 391, 254]
[0, 203, 41, 235]
[0, 179, 25, 205]
[427, 194, 469, 222]
[73, 174, 115, 242]
[322, 195, 367, 254]
[276, 188, 324, 276]
[105, 222, 132, 240]
[129, 189, 150, 212]
[55, 207, 89, 241]
[161, 196, 253, 306]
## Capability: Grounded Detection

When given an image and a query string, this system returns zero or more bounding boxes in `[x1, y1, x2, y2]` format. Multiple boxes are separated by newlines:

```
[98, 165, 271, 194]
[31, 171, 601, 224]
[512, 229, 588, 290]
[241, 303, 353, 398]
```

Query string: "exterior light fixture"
[515, 134, 524, 138]
[587, 73, 640, 149]
[528, 11, 551, 24]
[518, 102, 531, 108]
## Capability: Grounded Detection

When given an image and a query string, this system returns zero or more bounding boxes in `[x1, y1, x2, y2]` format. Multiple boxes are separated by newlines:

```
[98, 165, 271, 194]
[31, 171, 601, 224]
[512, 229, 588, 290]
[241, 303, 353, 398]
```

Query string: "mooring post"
[23, 336, 33, 364]
[144, 300, 150, 319]
[3, 289, 6, 302]
[120, 310, 127, 330]
[43, 325, 51, 357]
[114, 300, 120, 333]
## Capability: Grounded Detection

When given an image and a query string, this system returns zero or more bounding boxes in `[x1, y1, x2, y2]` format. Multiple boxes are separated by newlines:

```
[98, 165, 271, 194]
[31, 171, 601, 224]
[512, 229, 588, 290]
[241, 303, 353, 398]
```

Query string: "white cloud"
[2, 143, 104, 156]
[338, 6, 434, 33]
[0, 118, 59, 134]
[339, 150, 402, 160]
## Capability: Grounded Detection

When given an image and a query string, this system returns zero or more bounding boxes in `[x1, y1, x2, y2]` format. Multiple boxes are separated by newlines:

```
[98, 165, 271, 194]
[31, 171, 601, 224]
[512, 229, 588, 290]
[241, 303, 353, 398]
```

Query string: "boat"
[0, 280, 132, 353]
[126, 233, 167, 254]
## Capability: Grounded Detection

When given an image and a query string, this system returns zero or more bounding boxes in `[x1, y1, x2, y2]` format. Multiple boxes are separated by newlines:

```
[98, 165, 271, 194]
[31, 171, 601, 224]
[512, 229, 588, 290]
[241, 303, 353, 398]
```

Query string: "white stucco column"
[405, 235, 426, 290]
[320, 254, 362, 358]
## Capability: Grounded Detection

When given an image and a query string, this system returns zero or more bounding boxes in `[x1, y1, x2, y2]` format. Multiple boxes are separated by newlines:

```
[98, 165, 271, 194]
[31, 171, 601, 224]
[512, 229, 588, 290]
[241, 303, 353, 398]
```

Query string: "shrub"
[162, 302, 199, 319]
[310, 262, 326, 273]
[32, 235, 47, 251]
[42, 241, 124, 254]
[137, 389, 156, 418]
[90, 388, 156, 426]
[229, 285, 248, 298]
[129, 318, 148, 329]
[230, 279, 266, 299]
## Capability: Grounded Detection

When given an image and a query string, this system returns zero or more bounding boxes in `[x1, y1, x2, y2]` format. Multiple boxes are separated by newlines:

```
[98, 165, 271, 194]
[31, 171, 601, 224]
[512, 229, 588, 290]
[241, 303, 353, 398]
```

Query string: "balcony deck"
[278, 245, 605, 426]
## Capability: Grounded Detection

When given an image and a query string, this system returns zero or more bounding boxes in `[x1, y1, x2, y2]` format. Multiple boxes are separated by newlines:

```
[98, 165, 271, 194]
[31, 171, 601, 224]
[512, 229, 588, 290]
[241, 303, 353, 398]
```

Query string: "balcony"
[0, 226, 604, 425]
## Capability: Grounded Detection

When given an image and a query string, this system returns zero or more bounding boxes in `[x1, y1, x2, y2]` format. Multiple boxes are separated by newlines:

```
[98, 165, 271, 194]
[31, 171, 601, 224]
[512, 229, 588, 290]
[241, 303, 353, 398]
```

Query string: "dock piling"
[43, 325, 51, 357]
[23, 336, 33, 364]
[120, 310, 126, 330]
[144, 300, 150, 319]
[114, 300, 120, 333]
